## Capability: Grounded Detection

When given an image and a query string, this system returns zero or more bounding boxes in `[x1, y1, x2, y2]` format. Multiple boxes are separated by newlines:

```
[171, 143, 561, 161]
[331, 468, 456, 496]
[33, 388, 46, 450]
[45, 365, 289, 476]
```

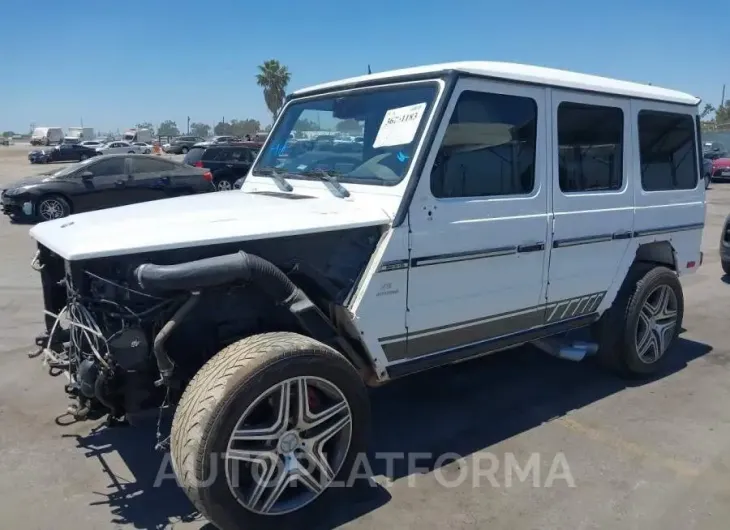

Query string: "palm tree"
[256, 60, 291, 122]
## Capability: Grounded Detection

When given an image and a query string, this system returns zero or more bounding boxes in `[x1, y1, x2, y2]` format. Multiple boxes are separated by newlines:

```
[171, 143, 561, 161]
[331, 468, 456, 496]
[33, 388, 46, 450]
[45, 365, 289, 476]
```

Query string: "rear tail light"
[194, 161, 203, 168]
[203, 171, 213, 182]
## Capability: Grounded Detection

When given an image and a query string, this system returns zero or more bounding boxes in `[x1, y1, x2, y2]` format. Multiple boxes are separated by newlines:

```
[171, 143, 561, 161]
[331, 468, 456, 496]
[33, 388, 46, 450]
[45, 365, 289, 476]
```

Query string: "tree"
[158, 120, 180, 137]
[716, 100, 730, 125]
[190, 122, 211, 138]
[700, 104, 716, 119]
[293, 118, 320, 132]
[335, 119, 362, 134]
[256, 59, 291, 121]
[229, 119, 260, 137]
[136, 122, 155, 134]
[2, 131, 14, 137]
[213, 121, 233, 135]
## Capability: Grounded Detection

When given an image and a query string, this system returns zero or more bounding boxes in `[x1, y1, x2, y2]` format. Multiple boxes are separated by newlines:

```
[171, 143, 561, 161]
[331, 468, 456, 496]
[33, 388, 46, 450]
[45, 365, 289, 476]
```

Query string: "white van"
[65, 127, 95, 143]
[122, 128, 153, 143]
[28, 61, 704, 528]
[30, 127, 64, 146]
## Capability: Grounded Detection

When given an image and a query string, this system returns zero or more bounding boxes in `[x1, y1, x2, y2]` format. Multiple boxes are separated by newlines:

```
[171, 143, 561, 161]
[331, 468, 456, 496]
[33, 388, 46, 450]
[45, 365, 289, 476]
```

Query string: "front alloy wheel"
[170, 332, 370, 529]
[225, 376, 352, 515]
[38, 197, 69, 220]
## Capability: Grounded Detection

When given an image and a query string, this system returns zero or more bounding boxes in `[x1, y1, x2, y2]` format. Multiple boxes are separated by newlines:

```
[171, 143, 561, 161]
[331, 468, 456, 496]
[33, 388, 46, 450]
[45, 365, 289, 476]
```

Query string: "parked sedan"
[164, 136, 205, 154]
[96, 141, 144, 155]
[1, 154, 214, 222]
[132, 142, 154, 154]
[28, 143, 100, 164]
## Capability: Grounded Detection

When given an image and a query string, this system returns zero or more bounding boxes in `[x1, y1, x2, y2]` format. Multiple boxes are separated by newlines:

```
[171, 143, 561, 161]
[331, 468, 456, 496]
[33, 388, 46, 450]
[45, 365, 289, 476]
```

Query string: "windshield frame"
[250, 78, 445, 189]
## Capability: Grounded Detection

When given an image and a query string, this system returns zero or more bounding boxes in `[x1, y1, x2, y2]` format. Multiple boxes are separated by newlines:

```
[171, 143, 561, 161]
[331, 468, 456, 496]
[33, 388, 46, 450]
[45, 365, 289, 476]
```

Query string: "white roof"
[293, 61, 699, 106]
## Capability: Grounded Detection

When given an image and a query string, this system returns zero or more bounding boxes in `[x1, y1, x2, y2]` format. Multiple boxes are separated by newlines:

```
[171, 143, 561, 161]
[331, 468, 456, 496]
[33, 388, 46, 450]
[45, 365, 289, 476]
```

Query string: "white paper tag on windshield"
[373, 102, 427, 148]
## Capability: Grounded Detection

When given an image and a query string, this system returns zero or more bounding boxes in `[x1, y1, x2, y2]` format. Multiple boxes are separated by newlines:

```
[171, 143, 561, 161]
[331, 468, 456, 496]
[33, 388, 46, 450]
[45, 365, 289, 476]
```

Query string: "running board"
[531, 338, 598, 362]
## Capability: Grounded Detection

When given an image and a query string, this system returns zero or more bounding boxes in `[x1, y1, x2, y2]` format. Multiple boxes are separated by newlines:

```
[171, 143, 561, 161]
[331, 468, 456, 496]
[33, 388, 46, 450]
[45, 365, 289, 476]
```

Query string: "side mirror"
[81, 171, 94, 180]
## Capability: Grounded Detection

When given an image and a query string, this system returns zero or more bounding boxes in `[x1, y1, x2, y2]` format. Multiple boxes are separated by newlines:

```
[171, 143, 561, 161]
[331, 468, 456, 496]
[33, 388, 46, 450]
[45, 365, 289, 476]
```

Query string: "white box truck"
[122, 128, 153, 143]
[65, 127, 95, 143]
[30, 127, 64, 146]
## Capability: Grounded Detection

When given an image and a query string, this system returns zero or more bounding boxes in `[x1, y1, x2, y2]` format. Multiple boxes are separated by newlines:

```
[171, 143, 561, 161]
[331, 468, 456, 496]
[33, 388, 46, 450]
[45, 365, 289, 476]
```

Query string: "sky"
[0, 0, 726, 134]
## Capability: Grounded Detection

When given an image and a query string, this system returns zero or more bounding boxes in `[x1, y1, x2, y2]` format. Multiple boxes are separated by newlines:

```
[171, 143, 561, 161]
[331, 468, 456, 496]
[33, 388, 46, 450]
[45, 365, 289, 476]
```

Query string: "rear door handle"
[115, 180, 125, 187]
[517, 242, 545, 253]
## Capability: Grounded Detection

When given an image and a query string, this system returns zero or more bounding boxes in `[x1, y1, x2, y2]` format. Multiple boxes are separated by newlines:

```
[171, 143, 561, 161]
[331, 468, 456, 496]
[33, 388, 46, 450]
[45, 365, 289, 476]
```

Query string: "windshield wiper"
[301, 169, 350, 198]
[253, 167, 293, 192]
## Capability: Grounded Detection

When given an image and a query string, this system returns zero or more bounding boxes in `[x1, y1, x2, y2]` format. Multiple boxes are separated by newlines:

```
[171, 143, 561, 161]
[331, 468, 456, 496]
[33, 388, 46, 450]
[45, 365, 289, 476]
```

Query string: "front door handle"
[115, 180, 125, 187]
[612, 231, 633, 240]
[517, 242, 545, 253]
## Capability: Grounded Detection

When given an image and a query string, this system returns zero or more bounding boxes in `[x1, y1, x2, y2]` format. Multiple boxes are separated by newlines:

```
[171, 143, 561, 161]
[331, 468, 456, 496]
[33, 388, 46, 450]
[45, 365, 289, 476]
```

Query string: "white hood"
[29, 190, 392, 261]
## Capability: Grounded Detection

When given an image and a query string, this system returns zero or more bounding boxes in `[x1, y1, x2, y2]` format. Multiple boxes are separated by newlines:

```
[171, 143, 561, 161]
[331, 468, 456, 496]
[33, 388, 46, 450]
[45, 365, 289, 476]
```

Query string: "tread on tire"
[170, 331, 370, 530]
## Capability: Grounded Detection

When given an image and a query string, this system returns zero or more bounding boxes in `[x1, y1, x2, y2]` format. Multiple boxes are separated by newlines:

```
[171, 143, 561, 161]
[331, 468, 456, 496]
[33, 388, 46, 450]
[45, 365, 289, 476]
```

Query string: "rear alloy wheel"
[181, 146, 189, 154]
[594, 264, 683, 376]
[80, 154, 88, 161]
[37, 195, 70, 221]
[216, 178, 234, 191]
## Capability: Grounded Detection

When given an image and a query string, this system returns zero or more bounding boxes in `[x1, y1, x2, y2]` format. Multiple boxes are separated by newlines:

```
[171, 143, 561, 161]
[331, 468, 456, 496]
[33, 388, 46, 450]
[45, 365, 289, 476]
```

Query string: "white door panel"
[547, 89, 633, 308]
[401, 77, 550, 364]
[630, 99, 705, 275]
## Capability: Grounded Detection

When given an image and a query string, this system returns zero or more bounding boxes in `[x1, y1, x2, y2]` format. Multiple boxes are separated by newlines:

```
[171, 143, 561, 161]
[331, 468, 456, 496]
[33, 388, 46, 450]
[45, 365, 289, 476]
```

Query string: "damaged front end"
[29, 227, 380, 438]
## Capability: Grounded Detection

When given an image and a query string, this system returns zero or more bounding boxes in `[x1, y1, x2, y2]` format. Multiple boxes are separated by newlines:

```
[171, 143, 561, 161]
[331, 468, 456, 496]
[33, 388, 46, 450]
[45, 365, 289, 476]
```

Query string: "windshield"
[253, 83, 439, 186]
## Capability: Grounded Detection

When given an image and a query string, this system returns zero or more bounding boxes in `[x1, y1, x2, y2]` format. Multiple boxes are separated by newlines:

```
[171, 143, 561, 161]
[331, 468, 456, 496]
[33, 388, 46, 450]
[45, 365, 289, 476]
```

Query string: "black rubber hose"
[153, 292, 201, 386]
[140, 252, 317, 386]
[135, 251, 305, 307]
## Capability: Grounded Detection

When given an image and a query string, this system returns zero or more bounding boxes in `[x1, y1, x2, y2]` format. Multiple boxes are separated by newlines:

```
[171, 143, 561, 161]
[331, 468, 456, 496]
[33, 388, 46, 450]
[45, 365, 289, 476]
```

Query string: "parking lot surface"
[0, 143, 729, 530]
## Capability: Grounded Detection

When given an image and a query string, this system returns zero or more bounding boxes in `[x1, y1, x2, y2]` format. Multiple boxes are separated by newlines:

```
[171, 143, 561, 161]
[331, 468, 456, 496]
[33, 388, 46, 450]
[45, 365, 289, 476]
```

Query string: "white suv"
[28, 61, 705, 528]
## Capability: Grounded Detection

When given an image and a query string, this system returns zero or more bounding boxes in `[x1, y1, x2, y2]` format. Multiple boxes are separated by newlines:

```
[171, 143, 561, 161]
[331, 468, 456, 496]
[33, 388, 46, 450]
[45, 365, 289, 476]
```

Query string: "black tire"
[181, 146, 189, 154]
[722, 261, 730, 276]
[214, 176, 235, 191]
[705, 175, 711, 189]
[594, 263, 683, 377]
[36, 194, 71, 221]
[170, 331, 370, 530]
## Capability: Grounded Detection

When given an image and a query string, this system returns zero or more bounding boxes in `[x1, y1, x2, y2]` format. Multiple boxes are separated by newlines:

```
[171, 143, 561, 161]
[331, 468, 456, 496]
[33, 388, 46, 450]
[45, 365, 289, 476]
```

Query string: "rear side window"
[183, 147, 207, 165]
[132, 158, 177, 173]
[638, 110, 698, 191]
[557, 102, 623, 192]
[431, 90, 538, 198]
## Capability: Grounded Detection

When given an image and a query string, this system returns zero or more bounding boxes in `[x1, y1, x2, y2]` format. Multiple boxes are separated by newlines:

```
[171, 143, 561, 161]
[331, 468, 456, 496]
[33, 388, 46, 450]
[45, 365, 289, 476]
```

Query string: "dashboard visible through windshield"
[253, 82, 440, 186]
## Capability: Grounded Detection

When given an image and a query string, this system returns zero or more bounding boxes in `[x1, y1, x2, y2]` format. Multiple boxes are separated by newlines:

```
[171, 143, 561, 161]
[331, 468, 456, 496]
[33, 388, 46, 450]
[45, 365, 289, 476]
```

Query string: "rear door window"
[220, 148, 250, 163]
[131, 158, 178, 174]
[88, 157, 126, 177]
